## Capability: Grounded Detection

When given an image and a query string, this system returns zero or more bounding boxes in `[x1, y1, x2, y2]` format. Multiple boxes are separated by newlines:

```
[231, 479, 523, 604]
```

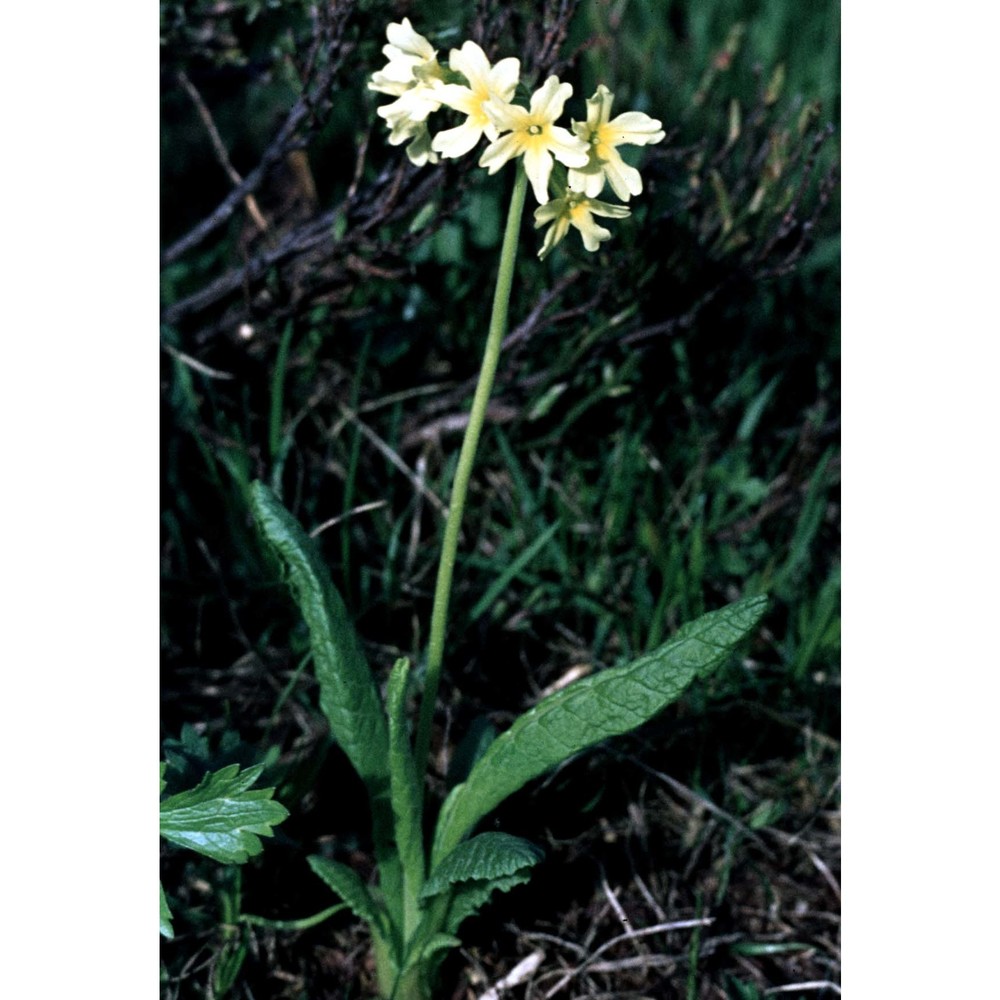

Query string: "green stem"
[415, 165, 529, 785]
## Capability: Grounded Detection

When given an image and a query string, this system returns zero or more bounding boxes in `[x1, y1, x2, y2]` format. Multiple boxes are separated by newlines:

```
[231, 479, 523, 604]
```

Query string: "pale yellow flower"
[533, 190, 631, 259]
[369, 19, 444, 165]
[368, 18, 441, 98]
[384, 117, 439, 167]
[479, 76, 589, 204]
[431, 41, 520, 159]
[568, 85, 665, 201]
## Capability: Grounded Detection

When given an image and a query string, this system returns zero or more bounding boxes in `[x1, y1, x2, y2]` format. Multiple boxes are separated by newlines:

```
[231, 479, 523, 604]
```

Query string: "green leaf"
[160, 882, 174, 939]
[434, 596, 767, 861]
[307, 855, 391, 940]
[422, 834, 543, 899]
[397, 933, 463, 980]
[248, 482, 390, 793]
[442, 870, 535, 938]
[159, 763, 289, 864]
[248, 483, 403, 929]
[405, 870, 536, 984]
[446, 716, 497, 786]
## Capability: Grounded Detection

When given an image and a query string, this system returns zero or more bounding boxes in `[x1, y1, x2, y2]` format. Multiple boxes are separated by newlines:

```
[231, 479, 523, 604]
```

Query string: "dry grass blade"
[476, 950, 546, 1000]
[541, 919, 714, 998]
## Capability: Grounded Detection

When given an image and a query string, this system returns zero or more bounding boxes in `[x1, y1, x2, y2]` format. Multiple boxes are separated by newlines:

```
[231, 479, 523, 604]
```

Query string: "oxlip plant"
[243, 18, 768, 1000]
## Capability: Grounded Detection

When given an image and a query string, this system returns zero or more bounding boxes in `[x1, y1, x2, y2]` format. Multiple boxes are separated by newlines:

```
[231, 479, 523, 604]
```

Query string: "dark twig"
[176, 69, 269, 234]
[162, 4, 352, 266]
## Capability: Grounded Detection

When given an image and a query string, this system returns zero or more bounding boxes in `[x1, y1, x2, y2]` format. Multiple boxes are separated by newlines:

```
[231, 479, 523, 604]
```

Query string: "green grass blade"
[468, 521, 560, 622]
[433, 596, 768, 862]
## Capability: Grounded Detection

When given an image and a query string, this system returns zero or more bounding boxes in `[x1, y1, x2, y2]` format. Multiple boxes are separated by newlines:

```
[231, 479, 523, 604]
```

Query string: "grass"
[160, 0, 839, 995]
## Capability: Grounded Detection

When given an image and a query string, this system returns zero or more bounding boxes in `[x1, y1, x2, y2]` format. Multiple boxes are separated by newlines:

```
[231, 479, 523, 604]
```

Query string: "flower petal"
[490, 57, 521, 99]
[483, 96, 530, 133]
[529, 76, 573, 121]
[547, 125, 590, 168]
[571, 209, 612, 251]
[449, 40, 492, 90]
[478, 131, 523, 173]
[606, 111, 666, 145]
[602, 150, 643, 200]
[586, 84, 614, 129]
[568, 165, 608, 199]
[435, 82, 480, 117]
[432, 119, 485, 158]
[385, 18, 436, 60]
[586, 199, 631, 220]
[523, 145, 554, 203]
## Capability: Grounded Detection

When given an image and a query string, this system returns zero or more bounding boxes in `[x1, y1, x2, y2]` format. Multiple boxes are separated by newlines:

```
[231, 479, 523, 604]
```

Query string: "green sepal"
[433, 596, 767, 861]
[422, 833, 543, 899]
[159, 763, 289, 864]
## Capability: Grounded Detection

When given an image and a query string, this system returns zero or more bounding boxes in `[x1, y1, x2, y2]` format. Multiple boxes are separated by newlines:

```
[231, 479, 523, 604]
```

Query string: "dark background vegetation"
[160, 0, 840, 996]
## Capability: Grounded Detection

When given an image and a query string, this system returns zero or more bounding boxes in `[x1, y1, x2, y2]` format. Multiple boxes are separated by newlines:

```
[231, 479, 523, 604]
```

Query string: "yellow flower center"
[591, 124, 615, 161]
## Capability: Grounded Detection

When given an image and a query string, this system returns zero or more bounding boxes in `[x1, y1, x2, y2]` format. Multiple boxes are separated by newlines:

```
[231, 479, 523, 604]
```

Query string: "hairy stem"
[415, 165, 529, 787]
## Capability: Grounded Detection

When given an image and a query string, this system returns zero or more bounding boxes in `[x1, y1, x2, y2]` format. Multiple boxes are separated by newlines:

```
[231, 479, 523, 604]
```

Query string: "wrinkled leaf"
[422, 833, 543, 898]
[249, 482, 390, 792]
[443, 870, 535, 937]
[249, 483, 402, 926]
[160, 763, 289, 864]
[434, 596, 767, 860]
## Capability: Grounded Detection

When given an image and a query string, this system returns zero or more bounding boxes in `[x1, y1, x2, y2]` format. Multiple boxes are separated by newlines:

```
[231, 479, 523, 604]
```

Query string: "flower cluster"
[368, 20, 665, 258]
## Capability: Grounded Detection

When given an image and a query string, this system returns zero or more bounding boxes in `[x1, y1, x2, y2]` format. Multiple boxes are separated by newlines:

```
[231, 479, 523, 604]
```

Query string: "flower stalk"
[415, 164, 529, 785]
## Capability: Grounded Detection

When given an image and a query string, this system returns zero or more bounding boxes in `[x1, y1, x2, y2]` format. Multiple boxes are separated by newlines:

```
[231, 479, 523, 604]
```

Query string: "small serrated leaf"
[422, 834, 543, 898]
[307, 855, 391, 939]
[443, 870, 535, 937]
[159, 763, 289, 864]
